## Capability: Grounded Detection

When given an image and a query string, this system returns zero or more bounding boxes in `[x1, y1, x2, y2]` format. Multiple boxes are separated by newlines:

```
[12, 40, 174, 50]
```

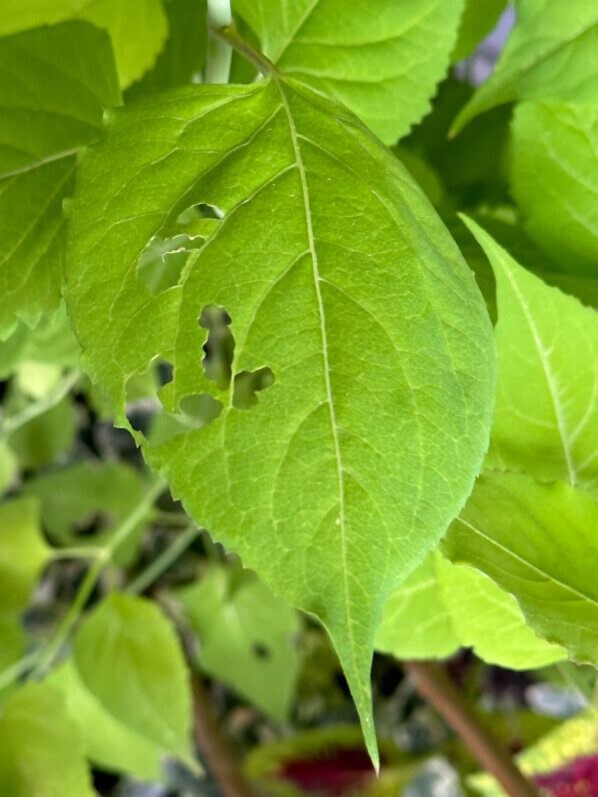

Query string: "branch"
[404, 661, 539, 797]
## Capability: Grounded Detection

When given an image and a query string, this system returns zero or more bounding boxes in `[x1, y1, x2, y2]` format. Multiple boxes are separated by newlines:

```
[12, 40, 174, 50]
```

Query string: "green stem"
[206, 0, 233, 83]
[30, 477, 167, 679]
[126, 523, 200, 596]
[50, 546, 105, 561]
[1, 370, 80, 438]
[0, 652, 39, 694]
[556, 661, 595, 703]
[215, 24, 274, 77]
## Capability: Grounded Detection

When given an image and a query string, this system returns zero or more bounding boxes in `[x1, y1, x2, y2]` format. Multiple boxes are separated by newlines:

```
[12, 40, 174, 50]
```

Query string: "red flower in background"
[534, 753, 598, 796]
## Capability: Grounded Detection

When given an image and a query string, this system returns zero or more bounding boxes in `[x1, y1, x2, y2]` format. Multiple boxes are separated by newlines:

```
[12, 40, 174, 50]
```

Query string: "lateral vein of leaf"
[272, 0, 320, 63]
[500, 263, 577, 487]
[276, 79, 359, 689]
[456, 516, 598, 610]
[0, 146, 79, 179]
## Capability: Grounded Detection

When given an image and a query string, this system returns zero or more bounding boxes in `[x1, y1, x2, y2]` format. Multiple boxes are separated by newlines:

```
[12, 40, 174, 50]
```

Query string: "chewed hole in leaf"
[199, 305, 235, 390]
[233, 367, 275, 410]
[137, 234, 203, 294]
[149, 394, 223, 447]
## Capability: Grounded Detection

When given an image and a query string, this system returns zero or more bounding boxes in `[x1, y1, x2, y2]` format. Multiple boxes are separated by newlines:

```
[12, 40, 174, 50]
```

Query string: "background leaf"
[0, 683, 94, 797]
[510, 101, 598, 276]
[452, 0, 598, 134]
[73, 592, 192, 760]
[178, 566, 301, 722]
[444, 470, 598, 667]
[65, 75, 495, 762]
[232, 0, 466, 144]
[48, 659, 164, 781]
[0, 0, 168, 87]
[0, 21, 120, 333]
[462, 215, 598, 495]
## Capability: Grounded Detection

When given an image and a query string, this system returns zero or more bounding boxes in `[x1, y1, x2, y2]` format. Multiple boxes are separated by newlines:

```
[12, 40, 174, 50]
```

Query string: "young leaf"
[461, 216, 598, 496]
[451, 0, 598, 135]
[0, 496, 50, 611]
[376, 551, 564, 669]
[178, 566, 301, 722]
[510, 101, 598, 276]
[0, 683, 94, 797]
[48, 660, 163, 781]
[231, 0, 466, 144]
[0, 21, 120, 334]
[73, 592, 192, 760]
[375, 553, 460, 661]
[126, 0, 208, 100]
[0, 0, 168, 88]
[64, 75, 495, 763]
[443, 470, 598, 671]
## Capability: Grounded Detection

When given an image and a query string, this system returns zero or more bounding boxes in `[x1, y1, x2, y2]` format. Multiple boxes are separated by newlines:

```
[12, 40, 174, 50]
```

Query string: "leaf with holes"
[64, 73, 494, 764]
[443, 470, 598, 667]
[451, 0, 598, 135]
[462, 216, 598, 496]
[0, 21, 121, 334]
[510, 101, 598, 277]
[178, 566, 301, 722]
[231, 0, 466, 144]
[0, 0, 168, 88]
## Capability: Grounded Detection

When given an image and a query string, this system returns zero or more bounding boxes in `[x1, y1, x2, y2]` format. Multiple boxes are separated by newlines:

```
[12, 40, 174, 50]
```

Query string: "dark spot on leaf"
[199, 305, 235, 390]
[252, 642, 271, 660]
[233, 367, 275, 410]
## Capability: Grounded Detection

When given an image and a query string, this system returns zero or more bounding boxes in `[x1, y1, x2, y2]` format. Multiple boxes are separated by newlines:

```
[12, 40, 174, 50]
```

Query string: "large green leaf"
[443, 471, 598, 670]
[0, 21, 120, 334]
[178, 566, 301, 722]
[64, 73, 495, 763]
[73, 592, 192, 760]
[0, 683, 94, 797]
[232, 0, 465, 144]
[452, 0, 598, 134]
[462, 216, 598, 496]
[376, 551, 564, 669]
[0, 0, 168, 88]
[510, 101, 598, 276]
[48, 660, 163, 781]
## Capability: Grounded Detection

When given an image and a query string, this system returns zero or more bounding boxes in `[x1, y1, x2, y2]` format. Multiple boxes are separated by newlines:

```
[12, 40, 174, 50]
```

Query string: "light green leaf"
[375, 553, 460, 661]
[178, 566, 301, 722]
[0, 21, 121, 334]
[126, 0, 207, 100]
[452, 0, 598, 134]
[232, 0, 465, 144]
[0, 683, 94, 797]
[452, 0, 507, 62]
[462, 215, 598, 496]
[73, 592, 192, 760]
[0, 304, 80, 381]
[64, 75, 495, 764]
[7, 395, 77, 469]
[376, 551, 563, 669]
[0, 0, 168, 88]
[22, 461, 146, 563]
[0, 496, 50, 611]
[443, 470, 598, 667]
[48, 659, 163, 781]
[510, 101, 598, 276]
[437, 556, 564, 669]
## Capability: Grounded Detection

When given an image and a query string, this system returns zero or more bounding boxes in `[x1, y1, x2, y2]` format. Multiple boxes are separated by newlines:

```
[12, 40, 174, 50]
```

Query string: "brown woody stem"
[404, 661, 538, 797]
